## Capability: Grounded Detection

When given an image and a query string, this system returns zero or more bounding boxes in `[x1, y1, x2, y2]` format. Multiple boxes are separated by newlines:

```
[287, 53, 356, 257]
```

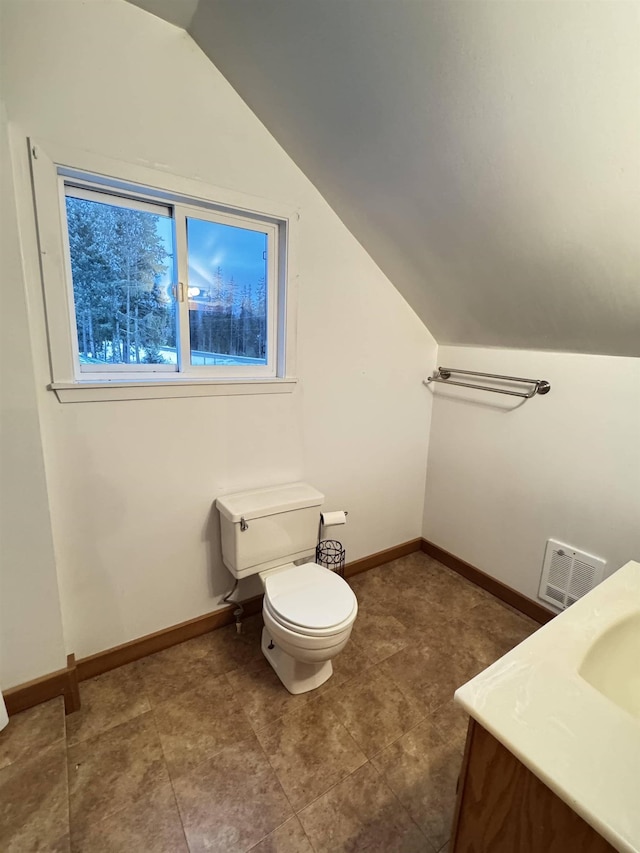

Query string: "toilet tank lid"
[216, 482, 324, 523]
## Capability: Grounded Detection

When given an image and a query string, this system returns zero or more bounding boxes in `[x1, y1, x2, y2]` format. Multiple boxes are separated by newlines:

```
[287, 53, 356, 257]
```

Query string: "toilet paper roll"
[321, 510, 347, 527]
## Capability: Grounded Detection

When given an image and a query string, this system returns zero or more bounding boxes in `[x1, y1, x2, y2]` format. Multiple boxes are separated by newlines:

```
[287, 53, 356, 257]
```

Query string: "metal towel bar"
[425, 367, 551, 398]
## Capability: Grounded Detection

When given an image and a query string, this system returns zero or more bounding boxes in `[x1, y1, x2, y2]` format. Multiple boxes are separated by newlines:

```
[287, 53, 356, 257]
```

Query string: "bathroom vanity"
[450, 720, 616, 852]
[451, 560, 640, 853]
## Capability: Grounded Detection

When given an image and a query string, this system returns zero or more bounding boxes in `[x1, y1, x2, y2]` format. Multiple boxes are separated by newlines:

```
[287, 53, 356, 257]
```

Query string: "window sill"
[49, 378, 297, 403]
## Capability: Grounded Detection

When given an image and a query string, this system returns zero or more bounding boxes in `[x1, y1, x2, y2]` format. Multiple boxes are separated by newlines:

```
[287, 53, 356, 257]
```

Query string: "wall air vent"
[539, 539, 606, 610]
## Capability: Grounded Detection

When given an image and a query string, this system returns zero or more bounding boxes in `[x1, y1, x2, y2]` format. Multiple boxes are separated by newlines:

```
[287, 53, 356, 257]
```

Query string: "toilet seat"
[263, 562, 357, 636]
[264, 596, 357, 639]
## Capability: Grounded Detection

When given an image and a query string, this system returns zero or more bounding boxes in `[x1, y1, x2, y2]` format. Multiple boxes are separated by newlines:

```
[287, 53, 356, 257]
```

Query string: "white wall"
[423, 346, 640, 605]
[1, 0, 436, 662]
[0, 103, 67, 689]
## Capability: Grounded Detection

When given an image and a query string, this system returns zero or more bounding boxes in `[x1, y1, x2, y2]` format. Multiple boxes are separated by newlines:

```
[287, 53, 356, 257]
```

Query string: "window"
[63, 183, 276, 378]
[29, 140, 297, 401]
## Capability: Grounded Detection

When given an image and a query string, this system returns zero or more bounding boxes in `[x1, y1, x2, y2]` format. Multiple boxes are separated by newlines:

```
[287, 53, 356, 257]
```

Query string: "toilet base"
[261, 627, 333, 695]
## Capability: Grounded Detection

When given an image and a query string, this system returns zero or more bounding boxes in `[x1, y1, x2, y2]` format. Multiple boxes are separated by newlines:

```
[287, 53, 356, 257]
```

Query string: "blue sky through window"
[186, 217, 268, 364]
[186, 217, 267, 297]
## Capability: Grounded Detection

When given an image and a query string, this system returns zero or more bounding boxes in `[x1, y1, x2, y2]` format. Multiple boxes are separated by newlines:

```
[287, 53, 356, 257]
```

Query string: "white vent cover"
[539, 539, 606, 610]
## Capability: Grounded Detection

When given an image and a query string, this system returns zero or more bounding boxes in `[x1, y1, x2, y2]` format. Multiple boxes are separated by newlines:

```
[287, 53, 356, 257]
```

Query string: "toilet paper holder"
[320, 510, 348, 528]
[316, 539, 346, 577]
[317, 510, 348, 576]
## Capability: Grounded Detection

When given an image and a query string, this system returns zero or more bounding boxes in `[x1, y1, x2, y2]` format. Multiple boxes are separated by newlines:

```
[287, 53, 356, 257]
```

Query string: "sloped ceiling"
[127, 0, 197, 29]
[129, 0, 640, 356]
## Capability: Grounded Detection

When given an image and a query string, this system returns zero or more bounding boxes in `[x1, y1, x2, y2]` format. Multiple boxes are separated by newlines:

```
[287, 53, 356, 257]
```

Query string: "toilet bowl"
[216, 482, 358, 694]
[259, 562, 358, 694]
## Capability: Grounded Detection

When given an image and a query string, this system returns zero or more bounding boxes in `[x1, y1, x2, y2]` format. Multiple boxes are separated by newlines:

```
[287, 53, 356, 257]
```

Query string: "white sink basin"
[580, 613, 640, 720]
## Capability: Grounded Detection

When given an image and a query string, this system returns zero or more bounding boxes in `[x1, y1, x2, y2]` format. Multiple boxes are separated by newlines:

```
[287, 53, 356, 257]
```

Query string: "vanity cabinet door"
[450, 720, 617, 853]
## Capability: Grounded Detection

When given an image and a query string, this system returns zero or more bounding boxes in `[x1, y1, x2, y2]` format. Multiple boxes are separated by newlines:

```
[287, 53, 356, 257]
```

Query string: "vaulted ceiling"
[129, 0, 640, 357]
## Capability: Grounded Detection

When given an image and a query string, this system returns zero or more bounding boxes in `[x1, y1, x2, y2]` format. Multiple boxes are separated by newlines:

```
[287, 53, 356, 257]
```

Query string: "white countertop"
[455, 560, 640, 853]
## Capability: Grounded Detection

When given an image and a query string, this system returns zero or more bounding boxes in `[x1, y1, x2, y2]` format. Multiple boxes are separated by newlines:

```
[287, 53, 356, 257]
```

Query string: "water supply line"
[222, 579, 245, 633]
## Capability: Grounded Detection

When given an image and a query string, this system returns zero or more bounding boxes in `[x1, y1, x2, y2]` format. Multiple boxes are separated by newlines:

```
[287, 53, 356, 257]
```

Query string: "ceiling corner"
[125, 0, 199, 31]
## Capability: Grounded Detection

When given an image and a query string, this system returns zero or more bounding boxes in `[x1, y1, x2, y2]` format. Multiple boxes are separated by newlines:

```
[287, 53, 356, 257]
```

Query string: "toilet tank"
[216, 483, 324, 579]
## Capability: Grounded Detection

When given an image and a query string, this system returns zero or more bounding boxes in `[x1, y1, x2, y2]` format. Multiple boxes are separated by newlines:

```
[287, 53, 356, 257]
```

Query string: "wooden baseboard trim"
[78, 538, 423, 681]
[421, 539, 555, 624]
[76, 594, 264, 681]
[2, 536, 426, 714]
[65, 654, 81, 713]
[344, 538, 423, 578]
[3, 653, 80, 717]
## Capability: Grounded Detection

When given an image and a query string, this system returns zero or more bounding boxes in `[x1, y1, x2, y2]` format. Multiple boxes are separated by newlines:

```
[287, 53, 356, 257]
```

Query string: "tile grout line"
[152, 664, 289, 851]
[291, 753, 398, 822]
[153, 697, 257, 783]
[66, 703, 154, 749]
[221, 656, 383, 847]
[365, 706, 448, 764]
[366, 718, 460, 853]
[246, 735, 308, 853]
[257, 703, 369, 811]
[293, 759, 436, 853]
[142, 659, 260, 781]
[147, 707, 191, 852]
[154, 666, 309, 853]
[379, 763, 440, 853]
[294, 758, 374, 820]
[66, 707, 181, 847]
[62, 695, 73, 851]
[222, 669, 288, 745]
[157, 701, 308, 853]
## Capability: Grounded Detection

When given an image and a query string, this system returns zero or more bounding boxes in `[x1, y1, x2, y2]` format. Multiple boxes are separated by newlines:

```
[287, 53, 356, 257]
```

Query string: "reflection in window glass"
[186, 217, 268, 366]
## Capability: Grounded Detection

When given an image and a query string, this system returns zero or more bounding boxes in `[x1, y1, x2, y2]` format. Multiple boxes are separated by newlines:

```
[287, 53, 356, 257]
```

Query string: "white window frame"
[29, 139, 298, 402]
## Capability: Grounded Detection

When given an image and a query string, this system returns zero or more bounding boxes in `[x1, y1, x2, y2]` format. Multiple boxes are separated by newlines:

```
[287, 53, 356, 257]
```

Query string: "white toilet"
[216, 482, 358, 694]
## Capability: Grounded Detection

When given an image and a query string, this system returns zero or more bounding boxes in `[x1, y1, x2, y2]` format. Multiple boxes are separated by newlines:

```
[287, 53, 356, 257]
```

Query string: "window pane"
[186, 217, 268, 366]
[65, 193, 176, 367]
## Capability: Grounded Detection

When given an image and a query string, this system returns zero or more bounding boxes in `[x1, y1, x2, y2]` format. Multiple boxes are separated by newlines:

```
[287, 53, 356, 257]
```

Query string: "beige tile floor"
[0, 553, 538, 852]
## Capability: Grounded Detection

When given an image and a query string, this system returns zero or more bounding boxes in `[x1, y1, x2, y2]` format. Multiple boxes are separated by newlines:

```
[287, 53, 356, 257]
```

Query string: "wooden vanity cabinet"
[450, 719, 618, 853]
